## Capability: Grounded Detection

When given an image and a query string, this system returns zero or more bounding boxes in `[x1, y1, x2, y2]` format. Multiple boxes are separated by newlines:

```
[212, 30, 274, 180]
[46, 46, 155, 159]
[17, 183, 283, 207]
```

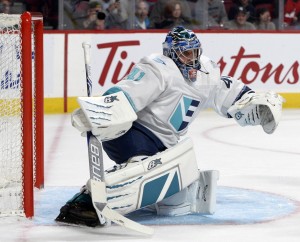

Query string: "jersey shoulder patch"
[152, 56, 166, 65]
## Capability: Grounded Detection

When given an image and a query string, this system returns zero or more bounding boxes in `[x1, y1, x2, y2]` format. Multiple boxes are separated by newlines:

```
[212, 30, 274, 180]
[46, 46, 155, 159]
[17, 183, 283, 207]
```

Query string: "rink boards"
[40, 31, 300, 113]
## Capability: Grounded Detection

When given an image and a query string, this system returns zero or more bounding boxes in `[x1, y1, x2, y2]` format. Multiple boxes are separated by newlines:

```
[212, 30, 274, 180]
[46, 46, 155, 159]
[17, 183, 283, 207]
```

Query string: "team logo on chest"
[169, 96, 200, 132]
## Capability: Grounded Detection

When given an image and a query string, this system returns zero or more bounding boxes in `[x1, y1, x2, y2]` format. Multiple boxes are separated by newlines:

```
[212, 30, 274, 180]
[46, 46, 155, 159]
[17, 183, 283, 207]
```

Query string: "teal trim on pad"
[141, 174, 169, 207]
[164, 171, 180, 198]
[140, 171, 180, 208]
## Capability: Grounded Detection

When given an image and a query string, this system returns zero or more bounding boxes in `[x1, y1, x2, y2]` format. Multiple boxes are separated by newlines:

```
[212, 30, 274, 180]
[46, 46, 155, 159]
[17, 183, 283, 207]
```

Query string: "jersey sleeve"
[103, 58, 167, 112]
[208, 76, 253, 117]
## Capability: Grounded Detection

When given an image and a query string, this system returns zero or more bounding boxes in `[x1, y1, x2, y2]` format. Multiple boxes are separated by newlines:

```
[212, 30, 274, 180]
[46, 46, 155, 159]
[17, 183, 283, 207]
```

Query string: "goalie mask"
[163, 26, 202, 82]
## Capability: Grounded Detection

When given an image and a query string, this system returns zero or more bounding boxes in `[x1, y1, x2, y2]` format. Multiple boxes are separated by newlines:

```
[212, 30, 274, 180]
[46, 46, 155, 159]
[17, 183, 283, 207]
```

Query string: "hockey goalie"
[55, 26, 284, 228]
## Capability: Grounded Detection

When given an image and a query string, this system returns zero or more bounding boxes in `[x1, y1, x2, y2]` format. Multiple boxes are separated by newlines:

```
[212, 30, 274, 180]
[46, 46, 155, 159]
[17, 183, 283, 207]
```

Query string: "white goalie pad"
[100, 138, 199, 215]
[75, 91, 137, 141]
[187, 170, 219, 214]
[228, 91, 284, 134]
[152, 170, 219, 216]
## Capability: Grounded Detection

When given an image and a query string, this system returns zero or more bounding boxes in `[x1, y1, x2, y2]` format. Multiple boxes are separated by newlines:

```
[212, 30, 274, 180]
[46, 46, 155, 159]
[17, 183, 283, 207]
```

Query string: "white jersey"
[106, 53, 246, 147]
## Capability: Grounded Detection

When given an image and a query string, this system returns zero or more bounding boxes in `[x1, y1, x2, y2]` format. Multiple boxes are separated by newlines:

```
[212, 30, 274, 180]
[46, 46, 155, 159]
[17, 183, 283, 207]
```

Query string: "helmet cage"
[163, 26, 202, 82]
[174, 43, 201, 68]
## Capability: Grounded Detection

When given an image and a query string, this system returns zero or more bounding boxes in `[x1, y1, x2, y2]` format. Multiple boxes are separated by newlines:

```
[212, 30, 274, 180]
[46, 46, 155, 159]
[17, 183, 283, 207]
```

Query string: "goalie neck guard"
[162, 26, 203, 82]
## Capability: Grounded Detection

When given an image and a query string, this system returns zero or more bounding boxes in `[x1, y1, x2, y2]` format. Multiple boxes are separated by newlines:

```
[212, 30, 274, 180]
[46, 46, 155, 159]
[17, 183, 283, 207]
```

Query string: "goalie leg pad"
[103, 138, 199, 215]
[152, 188, 192, 216]
[187, 170, 219, 214]
[149, 170, 219, 216]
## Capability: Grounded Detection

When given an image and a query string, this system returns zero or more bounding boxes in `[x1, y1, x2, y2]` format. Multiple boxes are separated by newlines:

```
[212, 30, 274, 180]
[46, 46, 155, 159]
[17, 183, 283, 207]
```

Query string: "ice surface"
[1, 109, 299, 242]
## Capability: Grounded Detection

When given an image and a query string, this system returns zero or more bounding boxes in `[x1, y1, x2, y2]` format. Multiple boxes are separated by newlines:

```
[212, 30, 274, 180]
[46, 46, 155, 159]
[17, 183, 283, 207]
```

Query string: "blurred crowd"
[1, 0, 300, 30]
[0, 0, 58, 29]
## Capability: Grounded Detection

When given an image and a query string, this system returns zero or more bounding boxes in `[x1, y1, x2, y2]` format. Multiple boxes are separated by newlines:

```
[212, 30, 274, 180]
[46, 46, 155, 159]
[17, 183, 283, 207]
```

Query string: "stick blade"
[102, 206, 154, 235]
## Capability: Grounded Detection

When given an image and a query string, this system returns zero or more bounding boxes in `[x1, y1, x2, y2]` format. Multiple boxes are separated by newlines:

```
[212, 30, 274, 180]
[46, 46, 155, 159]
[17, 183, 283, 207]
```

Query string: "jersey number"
[127, 67, 145, 81]
[221, 76, 232, 89]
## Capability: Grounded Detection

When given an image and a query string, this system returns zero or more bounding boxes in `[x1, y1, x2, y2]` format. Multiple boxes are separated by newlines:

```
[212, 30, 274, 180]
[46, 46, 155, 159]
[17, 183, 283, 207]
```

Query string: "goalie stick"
[82, 42, 154, 235]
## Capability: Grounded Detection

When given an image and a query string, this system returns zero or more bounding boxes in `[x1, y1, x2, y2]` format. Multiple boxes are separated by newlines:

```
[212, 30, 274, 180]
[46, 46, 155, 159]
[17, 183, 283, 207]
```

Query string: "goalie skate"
[55, 203, 102, 228]
[55, 188, 106, 228]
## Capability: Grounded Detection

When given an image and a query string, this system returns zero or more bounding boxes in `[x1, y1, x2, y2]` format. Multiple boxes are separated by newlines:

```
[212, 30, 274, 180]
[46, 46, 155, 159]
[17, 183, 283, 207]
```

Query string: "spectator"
[94, 11, 106, 30]
[43, 0, 59, 29]
[284, 0, 300, 28]
[228, 0, 256, 23]
[184, 0, 227, 29]
[155, 0, 191, 29]
[134, 0, 150, 29]
[149, 0, 191, 28]
[63, 0, 90, 29]
[77, 1, 103, 29]
[98, 0, 128, 29]
[23, 0, 58, 29]
[252, 0, 275, 10]
[252, 0, 275, 4]
[0, 0, 13, 13]
[96, 0, 112, 11]
[254, 7, 276, 30]
[24, 0, 44, 12]
[72, 0, 90, 18]
[224, 6, 256, 30]
[185, 0, 200, 27]
[1, 0, 25, 14]
[146, 0, 158, 15]
[207, 0, 228, 28]
[252, 0, 276, 19]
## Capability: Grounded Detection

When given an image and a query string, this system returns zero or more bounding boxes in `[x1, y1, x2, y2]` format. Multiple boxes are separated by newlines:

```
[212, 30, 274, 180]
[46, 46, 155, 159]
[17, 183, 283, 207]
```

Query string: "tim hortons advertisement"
[67, 33, 300, 97]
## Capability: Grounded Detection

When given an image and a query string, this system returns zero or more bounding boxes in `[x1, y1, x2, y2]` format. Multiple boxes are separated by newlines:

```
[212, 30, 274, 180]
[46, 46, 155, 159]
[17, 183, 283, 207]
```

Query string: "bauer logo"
[88, 135, 103, 181]
[169, 96, 200, 132]
[147, 158, 162, 170]
[234, 111, 244, 120]
[104, 95, 119, 103]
